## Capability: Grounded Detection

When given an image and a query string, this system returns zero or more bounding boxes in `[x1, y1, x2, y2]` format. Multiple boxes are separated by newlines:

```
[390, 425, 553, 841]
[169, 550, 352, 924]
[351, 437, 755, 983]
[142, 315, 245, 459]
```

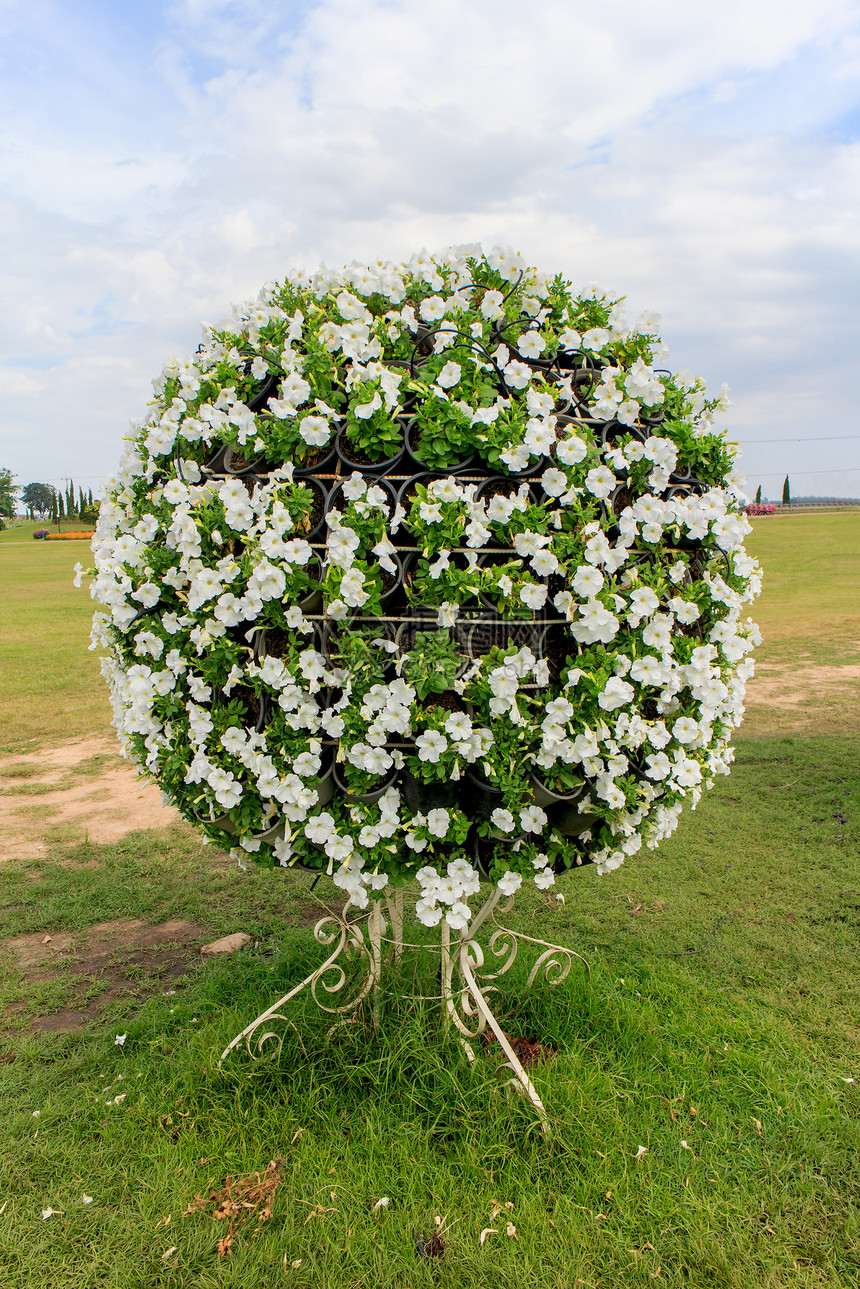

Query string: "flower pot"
[398, 769, 458, 814]
[312, 751, 336, 808]
[293, 475, 329, 543]
[402, 549, 482, 611]
[465, 616, 542, 661]
[252, 813, 285, 844]
[223, 444, 274, 476]
[537, 623, 577, 684]
[477, 551, 545, 617]
[185, 797, 238, 836]
[528, 770, 585, 809]
[335, 425, 406, 476]
[474, 475, 542, 524]
[469, 829, 525, 880]
[332, 760, 397, 805]
[325, 475, 397, 522]
[394, 614, 470, 676]
[202, 442, 230, 476]
[293, 438, 339, 478]
[297, 558, 324, 614]
[402, 418, 478, 476]
[460, 765, 503, 818]
[378, 551, 406, 608]
[245, 368, 282, 413]
[599, 419, 646, 449]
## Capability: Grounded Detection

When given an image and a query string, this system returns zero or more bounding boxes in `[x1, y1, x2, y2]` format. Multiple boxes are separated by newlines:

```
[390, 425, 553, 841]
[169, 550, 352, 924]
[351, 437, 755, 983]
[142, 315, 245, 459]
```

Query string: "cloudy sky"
[2, 0, 858, 500]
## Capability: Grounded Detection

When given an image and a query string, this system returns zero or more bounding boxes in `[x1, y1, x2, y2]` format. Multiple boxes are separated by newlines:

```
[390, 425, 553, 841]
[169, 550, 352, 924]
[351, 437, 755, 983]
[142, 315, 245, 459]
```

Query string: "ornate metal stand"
[219, 885, 588, 1132]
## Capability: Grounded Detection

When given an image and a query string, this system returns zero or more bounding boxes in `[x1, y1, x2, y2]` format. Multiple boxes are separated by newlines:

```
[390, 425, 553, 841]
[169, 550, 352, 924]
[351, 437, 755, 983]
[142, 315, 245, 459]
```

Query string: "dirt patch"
[0, 737, 181, 861]
[741, 661, 860, 737]
[4, 917, 204, 1033]
[746, 663, 860, 708]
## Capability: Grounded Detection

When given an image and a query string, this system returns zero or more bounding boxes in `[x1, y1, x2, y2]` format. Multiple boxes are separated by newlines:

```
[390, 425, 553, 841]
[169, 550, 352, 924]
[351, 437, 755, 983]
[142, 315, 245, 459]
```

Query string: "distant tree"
[58, 493, 65, 521]
[0, 467, 17, 518]
[51, 492, 58, 525]
[21, 482, 56, 518]
[755, 485, 762, 504]
[782, 475, 791, 506]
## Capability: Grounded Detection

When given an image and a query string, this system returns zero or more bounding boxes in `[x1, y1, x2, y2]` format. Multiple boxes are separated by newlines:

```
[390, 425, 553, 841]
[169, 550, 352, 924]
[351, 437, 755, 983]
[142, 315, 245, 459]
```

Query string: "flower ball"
[87, 245, 761, 927]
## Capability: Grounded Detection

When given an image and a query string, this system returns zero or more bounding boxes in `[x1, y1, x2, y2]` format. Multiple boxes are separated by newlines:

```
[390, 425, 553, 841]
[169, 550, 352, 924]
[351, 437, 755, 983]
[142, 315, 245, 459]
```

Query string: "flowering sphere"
[87, 245, 761, 925]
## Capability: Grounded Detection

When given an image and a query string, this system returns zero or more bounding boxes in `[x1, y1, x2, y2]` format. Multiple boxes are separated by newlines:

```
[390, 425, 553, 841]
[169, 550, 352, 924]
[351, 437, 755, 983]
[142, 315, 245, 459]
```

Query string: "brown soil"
[746, 662, 860, 706]
[0, 738, 181, 862]
[337, 433, 402, 468]
[295, 437, 336, 471]
[4, 918, 204, 1033]
[300, 477, 326, 535]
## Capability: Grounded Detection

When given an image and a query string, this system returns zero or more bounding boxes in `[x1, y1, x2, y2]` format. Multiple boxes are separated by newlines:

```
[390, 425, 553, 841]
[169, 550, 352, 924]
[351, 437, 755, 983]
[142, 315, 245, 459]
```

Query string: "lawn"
[0, 514, 858, 1288]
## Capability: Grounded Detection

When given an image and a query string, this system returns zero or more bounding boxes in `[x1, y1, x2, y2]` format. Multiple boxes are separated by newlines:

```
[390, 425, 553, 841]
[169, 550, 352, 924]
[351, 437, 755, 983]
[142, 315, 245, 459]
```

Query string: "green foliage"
[400, 629, 462, 699]
[0, 467, 18, 517]
[783, 473, 791, 505]
[21, 482, 55, 518]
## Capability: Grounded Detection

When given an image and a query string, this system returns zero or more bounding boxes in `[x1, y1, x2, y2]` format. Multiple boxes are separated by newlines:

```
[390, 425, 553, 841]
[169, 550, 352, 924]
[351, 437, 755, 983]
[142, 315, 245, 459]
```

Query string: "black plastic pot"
[243, 365, 283, 414]
[465, 616, 542, 661]
[223, 444, 274, 476]
[293, 438, 339, 478]
[325, 476, 397, 523]
[332, 760, 397, 805]
[460, 766, 503, 818]
[402, 418, 478, 476]
[398, 770, 458, 814]
[335, 425, 406, 476]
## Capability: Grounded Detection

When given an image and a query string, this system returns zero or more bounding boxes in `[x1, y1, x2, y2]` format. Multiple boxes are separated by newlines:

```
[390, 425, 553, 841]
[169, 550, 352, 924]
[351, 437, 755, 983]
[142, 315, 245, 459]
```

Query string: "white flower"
[114, 1033, 127, 1047]
[481, 289, 504, 320]
[436, 360, 462, 389]
[426, 808, 451, 838]
[585, 465, 617, 499]
[519, 804, 547, 833]
[541, 467, 568, 498]
[416, 898, 442, 927]
[599, 676, 635, 711]
[444, 901, 470, 930]
[520, 583, 548, 611]
[572, 565, 604, 597]
[490, 808, 515, 833]
[673, 716, 701, 744]
[416, 731, 448, 763]
[340, 568, 369, 608]
[436, 601, 459, 628]
[534, 868, 555, 889]
[497, 871, 523, 896]
[518, 330, 545, 358]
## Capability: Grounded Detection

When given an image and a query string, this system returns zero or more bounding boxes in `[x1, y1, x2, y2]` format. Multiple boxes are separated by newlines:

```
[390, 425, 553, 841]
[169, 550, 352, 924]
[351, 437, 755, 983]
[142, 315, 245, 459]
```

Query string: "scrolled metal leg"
[220, 884, 588, 1134]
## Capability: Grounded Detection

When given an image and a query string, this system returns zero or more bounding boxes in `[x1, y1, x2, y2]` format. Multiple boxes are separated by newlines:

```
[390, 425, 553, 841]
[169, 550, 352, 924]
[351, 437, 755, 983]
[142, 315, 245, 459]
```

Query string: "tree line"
[0, 471, 98, 527]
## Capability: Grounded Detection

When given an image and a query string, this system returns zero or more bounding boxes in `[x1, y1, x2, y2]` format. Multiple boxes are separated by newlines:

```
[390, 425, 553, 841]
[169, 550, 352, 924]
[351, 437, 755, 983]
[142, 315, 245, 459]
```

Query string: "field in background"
[0, 513, 858, 1287]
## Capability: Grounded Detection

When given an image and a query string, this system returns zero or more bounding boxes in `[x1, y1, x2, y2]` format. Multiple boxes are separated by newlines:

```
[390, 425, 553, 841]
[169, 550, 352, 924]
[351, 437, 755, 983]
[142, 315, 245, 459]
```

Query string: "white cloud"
[1, 0, 858, 495]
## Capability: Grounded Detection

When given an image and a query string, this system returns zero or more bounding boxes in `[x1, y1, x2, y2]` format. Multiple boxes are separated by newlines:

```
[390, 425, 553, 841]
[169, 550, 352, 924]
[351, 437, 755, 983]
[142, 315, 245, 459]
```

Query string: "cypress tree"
[755, 485, 762, 504]
[58, 494, 65, 521]
[782, 475, 791, 506]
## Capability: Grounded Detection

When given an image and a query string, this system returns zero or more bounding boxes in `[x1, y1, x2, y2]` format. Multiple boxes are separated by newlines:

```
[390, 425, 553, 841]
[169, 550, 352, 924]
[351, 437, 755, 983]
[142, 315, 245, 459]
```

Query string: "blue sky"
[2, 0, 859, 499]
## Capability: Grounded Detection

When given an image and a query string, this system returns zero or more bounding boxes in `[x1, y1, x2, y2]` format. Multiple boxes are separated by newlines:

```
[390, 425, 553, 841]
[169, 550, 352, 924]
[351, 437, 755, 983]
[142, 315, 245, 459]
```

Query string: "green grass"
[744, 512, 860, 651]
[0, 542, 109, 753]
[0, 513, 859, 1286]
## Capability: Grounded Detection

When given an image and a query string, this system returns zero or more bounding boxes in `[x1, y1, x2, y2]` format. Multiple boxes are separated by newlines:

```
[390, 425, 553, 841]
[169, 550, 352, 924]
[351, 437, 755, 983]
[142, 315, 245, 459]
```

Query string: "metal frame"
[219, 883, 588, 1132]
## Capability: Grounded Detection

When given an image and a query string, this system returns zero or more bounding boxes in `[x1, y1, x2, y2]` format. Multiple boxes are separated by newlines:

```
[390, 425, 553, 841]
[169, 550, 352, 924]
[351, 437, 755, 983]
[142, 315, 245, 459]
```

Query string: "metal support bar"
[219, 885, 587, 1134]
